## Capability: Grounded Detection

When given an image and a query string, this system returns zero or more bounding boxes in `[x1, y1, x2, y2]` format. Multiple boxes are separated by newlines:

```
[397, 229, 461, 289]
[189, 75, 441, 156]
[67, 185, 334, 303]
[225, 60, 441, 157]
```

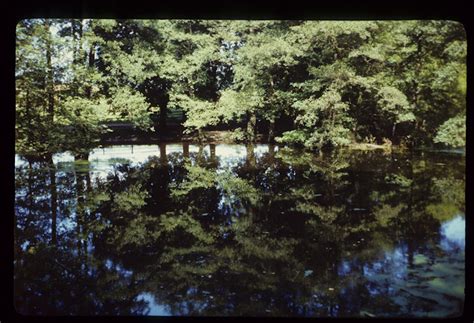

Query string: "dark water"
[14, 144, 465, 317]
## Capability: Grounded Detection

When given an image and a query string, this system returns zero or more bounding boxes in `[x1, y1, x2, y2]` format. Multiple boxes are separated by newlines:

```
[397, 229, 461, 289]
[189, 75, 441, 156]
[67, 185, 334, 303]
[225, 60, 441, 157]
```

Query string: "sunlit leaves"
[376, 86, 414, 123]
[107, 87, 152, 130]
[288, 89, 352, 149]
[112, 183, 149, 214]
[159, 212, 215, 244]
[433, 115, 466, 147]
[170, 165, 217, 198]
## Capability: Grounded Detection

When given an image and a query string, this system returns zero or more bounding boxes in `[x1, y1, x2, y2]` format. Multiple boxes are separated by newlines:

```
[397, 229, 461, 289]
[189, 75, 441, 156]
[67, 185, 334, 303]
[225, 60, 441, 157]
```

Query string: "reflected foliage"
[15, 146, 465, 317]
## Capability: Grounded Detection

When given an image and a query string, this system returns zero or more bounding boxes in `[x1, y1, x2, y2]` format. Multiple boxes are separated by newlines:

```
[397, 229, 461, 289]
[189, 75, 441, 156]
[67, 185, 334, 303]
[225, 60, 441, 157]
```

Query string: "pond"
[14, 143, 465, 317]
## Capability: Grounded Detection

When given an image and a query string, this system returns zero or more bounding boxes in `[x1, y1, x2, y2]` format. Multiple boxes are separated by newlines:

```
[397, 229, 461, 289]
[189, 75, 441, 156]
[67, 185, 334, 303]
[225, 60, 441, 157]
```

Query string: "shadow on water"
[14, 144, 465, 317]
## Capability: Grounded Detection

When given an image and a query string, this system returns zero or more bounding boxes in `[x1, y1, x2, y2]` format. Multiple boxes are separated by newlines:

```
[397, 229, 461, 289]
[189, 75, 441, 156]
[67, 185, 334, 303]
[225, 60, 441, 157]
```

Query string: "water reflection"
[136, 293, 171, 316]
[440, 215, 465, 251]
[14, 144, 465, 317]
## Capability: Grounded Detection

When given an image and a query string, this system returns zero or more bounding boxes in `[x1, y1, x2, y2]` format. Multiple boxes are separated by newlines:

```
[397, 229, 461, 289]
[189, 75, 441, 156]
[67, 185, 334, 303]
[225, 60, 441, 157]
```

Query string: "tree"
[375, 21, 466, 146]
[276, 21, 378, 149]
[16, 19, 466, 159]
[218, 21, 303, 143]
[16, 19, 63, 156]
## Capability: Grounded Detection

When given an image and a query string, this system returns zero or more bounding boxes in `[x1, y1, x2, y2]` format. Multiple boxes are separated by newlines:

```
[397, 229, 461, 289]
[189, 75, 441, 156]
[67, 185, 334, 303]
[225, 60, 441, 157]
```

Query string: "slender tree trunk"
[210, 144, 216, 162]
[268, 118, 275, 143]
[83, 170, 92, 265]
[27, 160, 33, 223]
[72, 19, 83, 64]
[268, 143, 275, 166]
[71, 19, 79, 95]
[44, 19, 54, 123]
[85, 170, 92, 193]
[268, 75, 276, 143]
[74, 155, 88, 254]
[48, 155, 58, 246]
[79, 20, 84, 62]
[183, 142, 190, 159]
[25, 89, 32, 141]
[247, 111, 257, 143]
[85, 40, 95, 98]
[197, 143, 204, 164]
[246, 143, 256, 168]
[25, 88, 30, 116]
[159, 143, 167, 165]
[19, 160, 35, 236]
[88, 45, 95, 69]
[159, 104, 167, 136]
[197, 128, 205, 145]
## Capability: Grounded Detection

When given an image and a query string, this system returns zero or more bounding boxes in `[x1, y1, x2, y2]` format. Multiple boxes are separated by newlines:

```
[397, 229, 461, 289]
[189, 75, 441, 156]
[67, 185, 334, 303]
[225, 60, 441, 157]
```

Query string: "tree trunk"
[210, 144, 216, 161]
[21, 159, 35, 234]
[268, 143, 275, 166]
[197, 144, 205, 165]
[268, 75, 276, 143]
[74, 156, 85, 254]
[25, 89, 32, 141]
[183, 142, 190, 159]
[27, 160, 33, 221]
[83, 170, 92, 260]
[197, 128, 204, 144]
[159, 104, 167, 136]
[71, 19, 80, 96]
[85, 41, 95, 98]
[48, 155, 58, 246]
[79, 21, 85, 62]
[268, 118, 275, 143]
[88, 45, 95, 68]
[159, 143, 167, 165]
[72, 19, 83, 65]
[247, 111, 257, 143]
[246, 143, 256, 168]
[45, 19, 54, 123]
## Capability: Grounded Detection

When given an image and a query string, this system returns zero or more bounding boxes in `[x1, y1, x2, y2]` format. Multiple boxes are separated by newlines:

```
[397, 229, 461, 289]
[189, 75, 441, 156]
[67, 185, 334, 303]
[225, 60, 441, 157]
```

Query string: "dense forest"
[16, 19, 466, 158]
[14, 19, 466, 317]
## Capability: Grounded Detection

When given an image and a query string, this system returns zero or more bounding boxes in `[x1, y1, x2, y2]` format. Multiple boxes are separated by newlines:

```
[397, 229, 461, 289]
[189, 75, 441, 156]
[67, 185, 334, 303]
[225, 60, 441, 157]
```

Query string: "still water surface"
[14, 143, 465, 317]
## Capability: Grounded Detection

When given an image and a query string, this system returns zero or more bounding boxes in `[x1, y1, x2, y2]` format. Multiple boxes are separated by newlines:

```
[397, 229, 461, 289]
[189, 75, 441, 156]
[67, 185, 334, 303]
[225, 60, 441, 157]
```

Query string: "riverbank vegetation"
[16, 20, 466, 158]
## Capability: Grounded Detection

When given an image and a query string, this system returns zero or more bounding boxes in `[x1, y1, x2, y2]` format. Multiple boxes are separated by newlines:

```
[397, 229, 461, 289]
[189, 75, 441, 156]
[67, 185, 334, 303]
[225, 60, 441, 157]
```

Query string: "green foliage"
[112, 184, 149, 214]
[289, 89, 353, 149]
[434, 114, 466, 147]
[174, 96, 220, 134]
[228, 128, 247, 142]
[377, 86, 414, 123]
[218, 90, 253, 122]
[275, 130, 307, 147]
[55, 97, 110, 155]
[217, 172, 261, 205]
[106, 88, 152, 130]
[113, 214, 163, 250]
[15, 19, 466, 157]
[159, 212, 215, 244]
[170, 164, 217, 198]
[14, 143, 465, 316]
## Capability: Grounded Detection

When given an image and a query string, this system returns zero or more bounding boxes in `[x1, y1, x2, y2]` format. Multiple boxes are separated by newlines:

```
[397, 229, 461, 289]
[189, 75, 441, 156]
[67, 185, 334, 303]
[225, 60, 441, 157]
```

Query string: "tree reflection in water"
[14, 145, 465, 317]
